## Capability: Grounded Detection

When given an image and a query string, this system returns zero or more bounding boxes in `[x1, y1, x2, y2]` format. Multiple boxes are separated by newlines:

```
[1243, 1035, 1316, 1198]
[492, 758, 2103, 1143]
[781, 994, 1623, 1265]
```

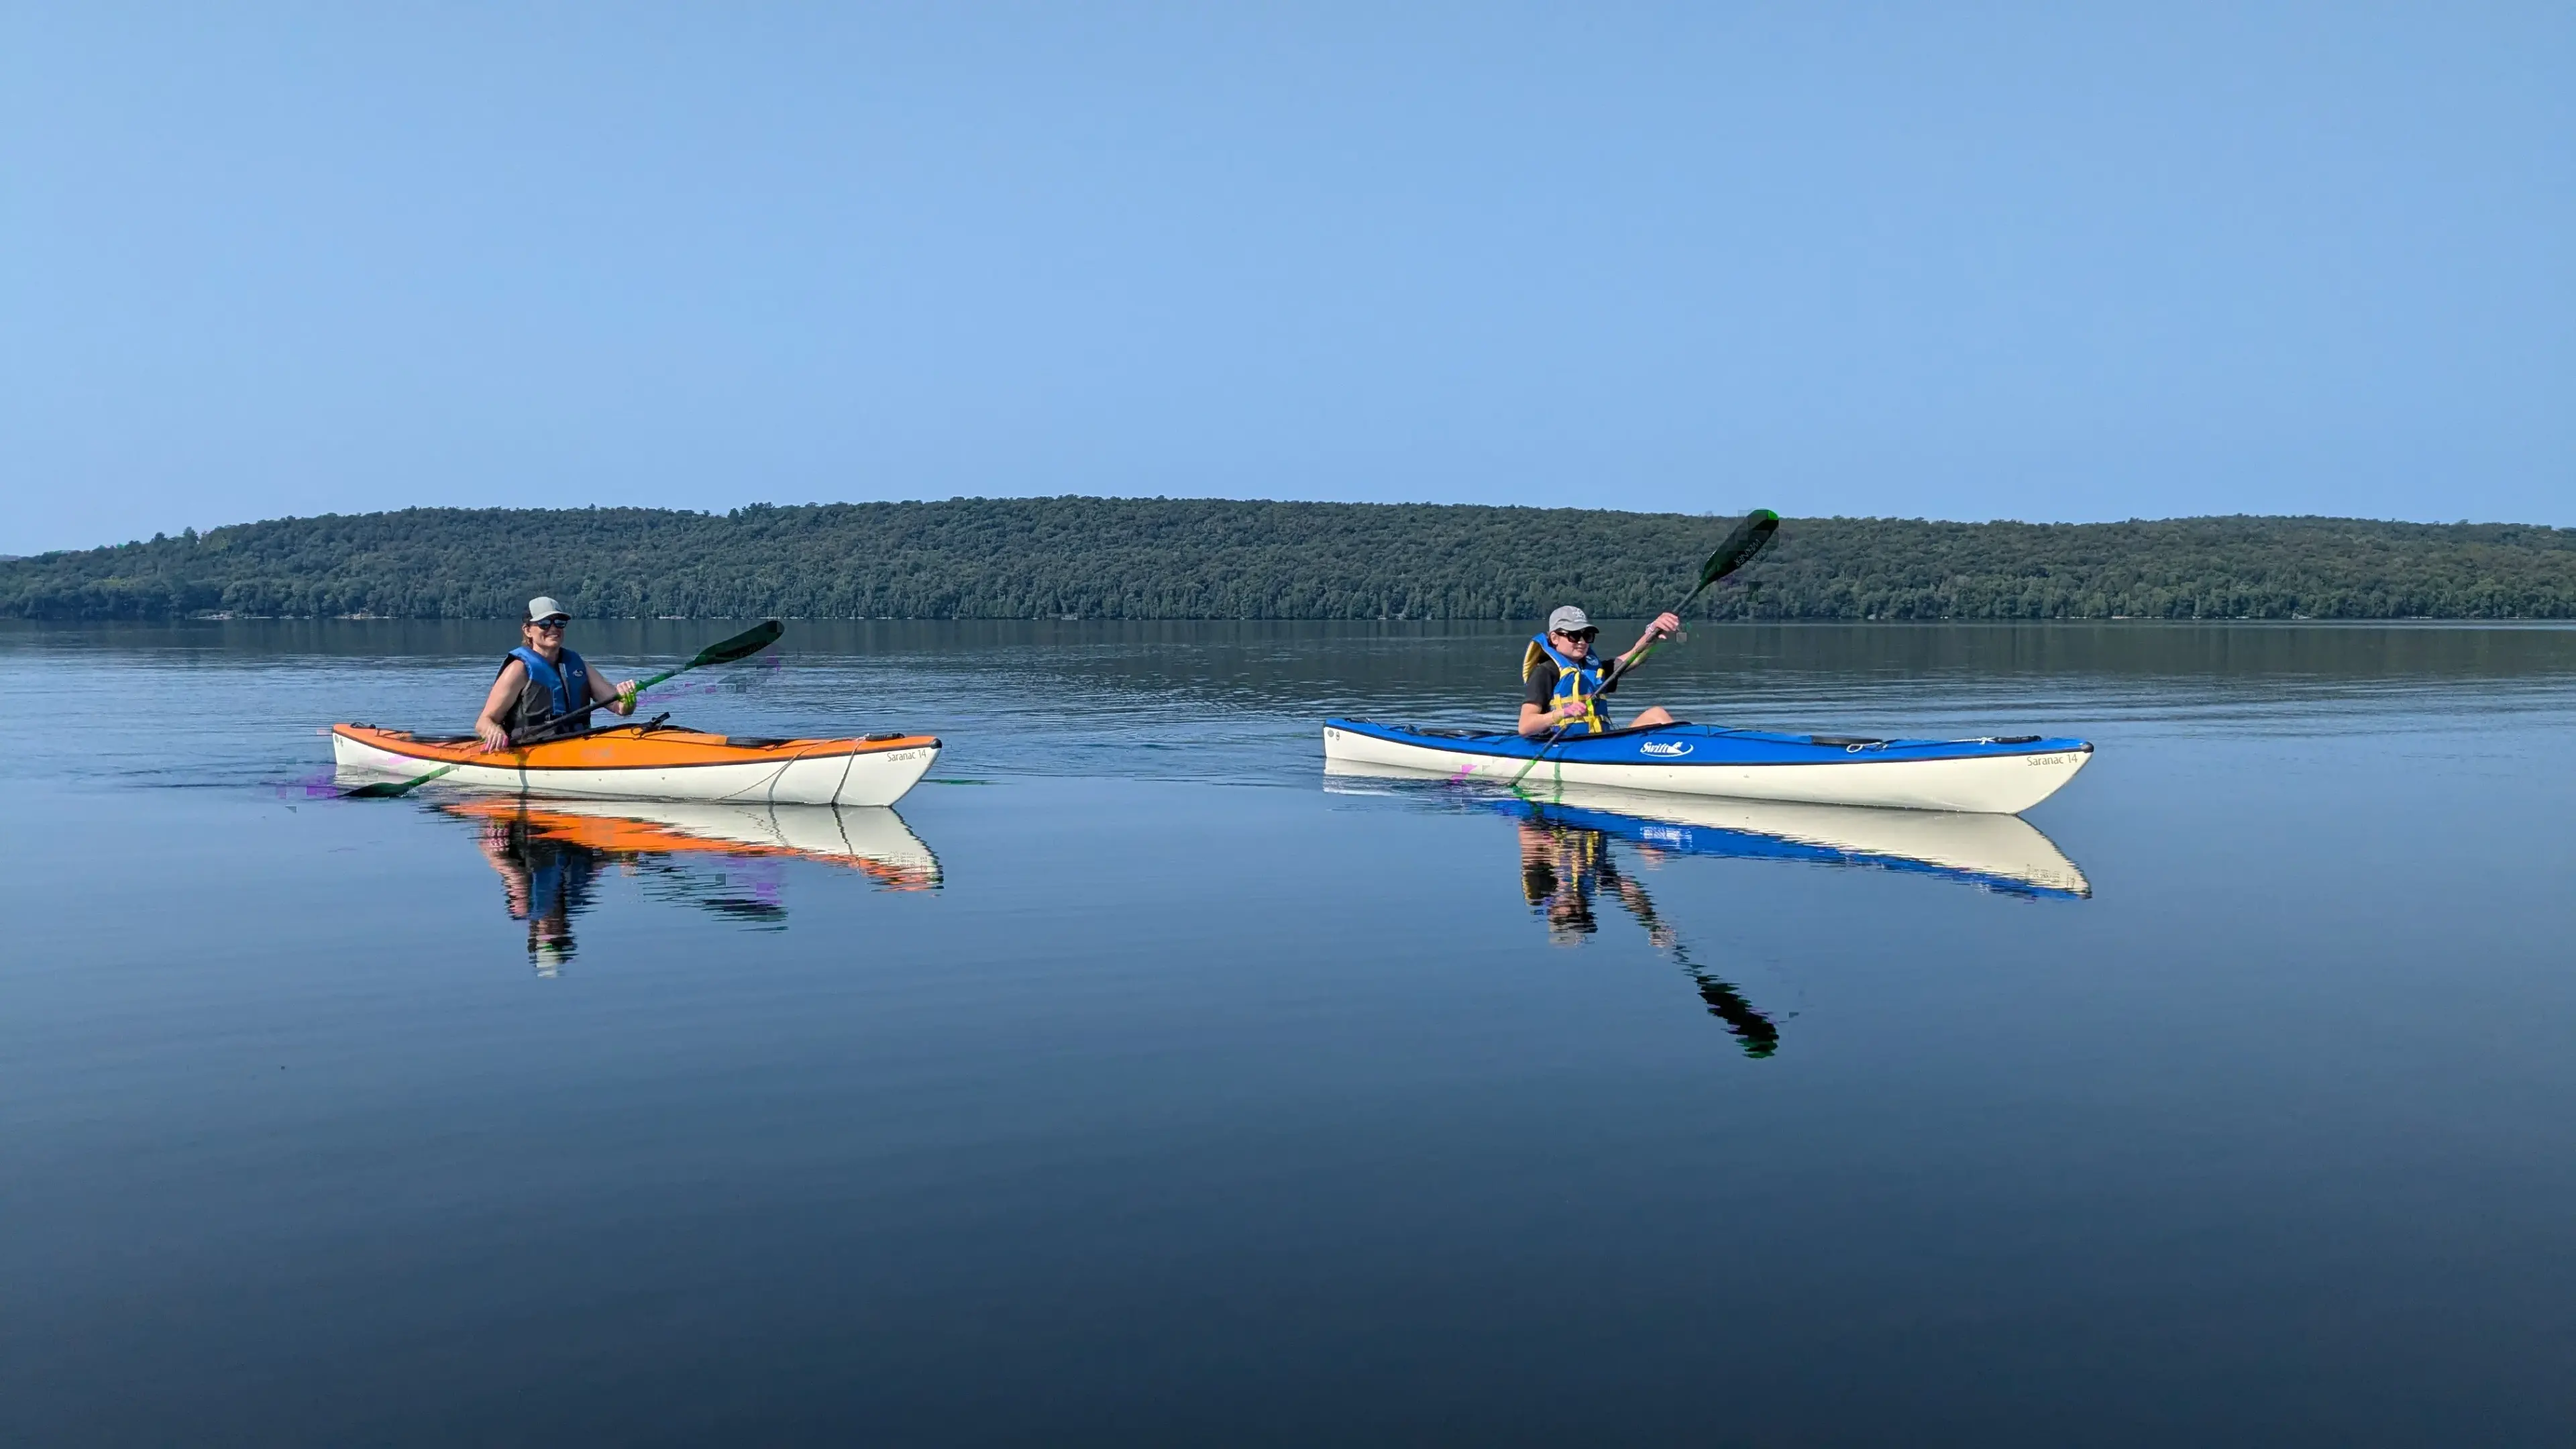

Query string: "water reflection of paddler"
[474, 812, 604, 974]
[474, 596, 641, 751]
[1517, 818, 1671, 949]
[1514, 812, 1780, 1058]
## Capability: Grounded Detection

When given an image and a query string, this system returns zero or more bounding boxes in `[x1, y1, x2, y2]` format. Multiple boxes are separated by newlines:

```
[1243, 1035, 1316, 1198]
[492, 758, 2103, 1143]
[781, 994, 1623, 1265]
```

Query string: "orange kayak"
[331, 722, 941, 806]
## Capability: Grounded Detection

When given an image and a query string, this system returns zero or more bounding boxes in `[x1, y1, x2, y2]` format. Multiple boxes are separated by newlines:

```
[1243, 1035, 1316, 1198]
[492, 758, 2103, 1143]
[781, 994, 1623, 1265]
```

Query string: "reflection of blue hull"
[1325, 762, 2091, 899]
[1491, 795, 2088, 900]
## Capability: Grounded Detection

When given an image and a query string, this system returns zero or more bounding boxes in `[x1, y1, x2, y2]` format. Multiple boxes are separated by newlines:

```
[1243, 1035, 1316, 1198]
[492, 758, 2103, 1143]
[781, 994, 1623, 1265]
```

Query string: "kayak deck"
[332, 722, 941, 807]
[1322, 718, 2092, 814]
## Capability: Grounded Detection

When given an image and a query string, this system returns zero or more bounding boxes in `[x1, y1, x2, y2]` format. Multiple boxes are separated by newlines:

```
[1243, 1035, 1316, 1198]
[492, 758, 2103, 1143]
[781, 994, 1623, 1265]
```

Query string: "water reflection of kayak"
[1325, 761, 2088, 899]
[440, 796, 941, 891]
[333, 722, 940, 806]
[1323, 718, 2091, 814]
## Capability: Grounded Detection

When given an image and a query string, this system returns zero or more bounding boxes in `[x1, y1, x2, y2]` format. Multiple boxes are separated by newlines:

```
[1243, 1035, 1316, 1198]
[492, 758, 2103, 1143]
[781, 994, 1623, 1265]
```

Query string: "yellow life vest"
[1524, 633, 1608, 736]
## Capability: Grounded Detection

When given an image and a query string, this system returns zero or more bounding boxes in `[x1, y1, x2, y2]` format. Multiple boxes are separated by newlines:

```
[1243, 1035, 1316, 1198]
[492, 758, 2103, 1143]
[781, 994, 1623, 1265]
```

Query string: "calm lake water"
[5, 620, 2574, 1445]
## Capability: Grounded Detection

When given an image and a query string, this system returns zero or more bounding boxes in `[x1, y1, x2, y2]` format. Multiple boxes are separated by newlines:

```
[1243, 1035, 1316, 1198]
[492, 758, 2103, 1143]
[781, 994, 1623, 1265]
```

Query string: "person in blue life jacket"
[1517, 604, 1685, 738]
[473, 597, 639, 752]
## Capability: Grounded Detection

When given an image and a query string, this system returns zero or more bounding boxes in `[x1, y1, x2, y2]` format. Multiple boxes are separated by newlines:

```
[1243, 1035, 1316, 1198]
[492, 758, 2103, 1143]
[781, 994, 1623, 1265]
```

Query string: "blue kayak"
[1322, 718, 2093, 814]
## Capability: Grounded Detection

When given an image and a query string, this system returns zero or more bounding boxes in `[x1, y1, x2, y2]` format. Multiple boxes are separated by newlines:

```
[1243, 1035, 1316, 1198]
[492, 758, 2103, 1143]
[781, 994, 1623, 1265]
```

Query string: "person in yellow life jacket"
[1517, 604, 1684, 738]
[473, 597, 640, 753]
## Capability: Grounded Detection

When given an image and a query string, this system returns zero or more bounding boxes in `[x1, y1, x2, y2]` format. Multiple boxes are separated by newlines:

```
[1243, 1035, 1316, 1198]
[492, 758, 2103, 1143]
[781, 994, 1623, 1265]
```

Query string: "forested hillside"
[6, 498, 2573, 621]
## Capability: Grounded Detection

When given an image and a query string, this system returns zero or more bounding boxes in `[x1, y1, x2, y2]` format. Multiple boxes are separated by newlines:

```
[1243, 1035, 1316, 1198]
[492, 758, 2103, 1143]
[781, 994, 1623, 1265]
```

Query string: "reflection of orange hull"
[445, 798, 941, 891]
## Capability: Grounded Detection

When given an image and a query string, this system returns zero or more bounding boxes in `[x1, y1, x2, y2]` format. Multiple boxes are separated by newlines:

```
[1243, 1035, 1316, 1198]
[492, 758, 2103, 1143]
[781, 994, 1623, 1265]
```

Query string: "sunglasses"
[1555, 627, 1599, 641]
[530, 619, 569, 631]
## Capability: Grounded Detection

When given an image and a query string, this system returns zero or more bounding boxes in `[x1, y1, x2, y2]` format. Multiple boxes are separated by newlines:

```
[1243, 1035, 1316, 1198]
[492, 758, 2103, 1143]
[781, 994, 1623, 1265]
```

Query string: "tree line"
[6, 498, 2573, 621]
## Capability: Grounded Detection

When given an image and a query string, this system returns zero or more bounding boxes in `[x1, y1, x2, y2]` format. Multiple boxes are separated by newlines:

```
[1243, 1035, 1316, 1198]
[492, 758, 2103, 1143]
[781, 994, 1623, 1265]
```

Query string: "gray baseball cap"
[523, 596, 571, 623]
[1546, 605, 1593, 634]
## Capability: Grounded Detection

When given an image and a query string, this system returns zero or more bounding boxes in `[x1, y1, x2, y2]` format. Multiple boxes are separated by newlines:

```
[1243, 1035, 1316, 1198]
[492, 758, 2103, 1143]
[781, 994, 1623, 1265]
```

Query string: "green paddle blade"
[1697, 508, 1780, 588]
[688, 619, 783, 669]
[341, 761, 462, 799]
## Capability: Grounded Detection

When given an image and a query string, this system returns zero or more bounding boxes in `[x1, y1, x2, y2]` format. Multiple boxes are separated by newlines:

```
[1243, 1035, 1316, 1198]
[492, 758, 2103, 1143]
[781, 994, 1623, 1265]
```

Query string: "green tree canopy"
[7, 499, 2573, 621]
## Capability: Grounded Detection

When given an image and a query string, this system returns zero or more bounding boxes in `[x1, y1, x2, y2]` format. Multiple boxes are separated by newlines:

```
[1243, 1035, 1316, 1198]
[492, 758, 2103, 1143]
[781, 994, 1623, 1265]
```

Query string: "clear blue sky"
[3, 4, 2567, 554]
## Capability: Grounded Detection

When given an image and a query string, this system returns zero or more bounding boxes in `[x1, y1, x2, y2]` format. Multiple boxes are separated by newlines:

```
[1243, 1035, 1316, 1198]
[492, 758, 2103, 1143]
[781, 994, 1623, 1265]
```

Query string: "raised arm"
[1611, 612, 1685, 674]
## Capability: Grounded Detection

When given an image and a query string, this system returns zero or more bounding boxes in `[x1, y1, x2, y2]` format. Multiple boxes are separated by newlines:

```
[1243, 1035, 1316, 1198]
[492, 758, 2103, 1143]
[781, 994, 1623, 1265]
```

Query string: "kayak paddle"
[1510, 509, 1780, 789]
[342, 619, 786, 800]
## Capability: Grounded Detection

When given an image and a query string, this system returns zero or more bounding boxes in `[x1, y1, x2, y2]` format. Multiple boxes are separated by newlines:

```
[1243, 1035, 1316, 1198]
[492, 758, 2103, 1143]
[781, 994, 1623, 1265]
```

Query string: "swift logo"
[1638, 741, 1693, 757]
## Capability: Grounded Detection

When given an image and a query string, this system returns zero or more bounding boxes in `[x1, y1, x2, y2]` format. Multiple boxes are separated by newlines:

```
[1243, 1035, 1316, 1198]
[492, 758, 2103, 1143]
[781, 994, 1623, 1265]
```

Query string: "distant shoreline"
[5, 497, 2571, 622]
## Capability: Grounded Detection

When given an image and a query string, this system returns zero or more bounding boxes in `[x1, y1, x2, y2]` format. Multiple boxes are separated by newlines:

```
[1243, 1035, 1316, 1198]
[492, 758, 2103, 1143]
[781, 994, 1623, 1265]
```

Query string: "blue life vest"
[504, 645, 592, 734]
[1524, 633, 1609, 736]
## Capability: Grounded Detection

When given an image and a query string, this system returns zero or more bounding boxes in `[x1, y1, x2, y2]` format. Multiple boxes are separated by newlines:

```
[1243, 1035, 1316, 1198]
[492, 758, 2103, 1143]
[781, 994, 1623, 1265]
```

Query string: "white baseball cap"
[523, 596, 571, 623]
[1546, 605, 1593, 634]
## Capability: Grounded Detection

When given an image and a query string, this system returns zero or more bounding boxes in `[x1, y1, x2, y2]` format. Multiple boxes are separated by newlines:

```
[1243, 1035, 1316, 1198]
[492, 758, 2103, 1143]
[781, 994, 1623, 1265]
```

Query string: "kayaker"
[474, 597, 639, 751]
[1517, 605, 1685, 737]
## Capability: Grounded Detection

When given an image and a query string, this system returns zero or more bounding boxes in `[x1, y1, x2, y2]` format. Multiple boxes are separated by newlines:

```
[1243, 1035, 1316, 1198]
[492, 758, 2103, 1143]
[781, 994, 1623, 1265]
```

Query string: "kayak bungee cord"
[1510, 511, 1779, 792]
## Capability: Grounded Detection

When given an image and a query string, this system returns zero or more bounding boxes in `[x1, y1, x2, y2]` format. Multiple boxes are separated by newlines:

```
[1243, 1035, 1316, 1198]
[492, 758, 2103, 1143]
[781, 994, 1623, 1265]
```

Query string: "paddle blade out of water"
[686, 619, 784, 671]
[1683, 508, 1780, 606]
[341, 619, 787, 800]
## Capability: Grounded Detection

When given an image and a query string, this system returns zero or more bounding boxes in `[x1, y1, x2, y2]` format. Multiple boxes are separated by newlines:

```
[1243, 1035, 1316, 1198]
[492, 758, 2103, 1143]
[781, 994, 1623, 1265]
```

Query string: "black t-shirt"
[1524, 655, 1619, 708]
